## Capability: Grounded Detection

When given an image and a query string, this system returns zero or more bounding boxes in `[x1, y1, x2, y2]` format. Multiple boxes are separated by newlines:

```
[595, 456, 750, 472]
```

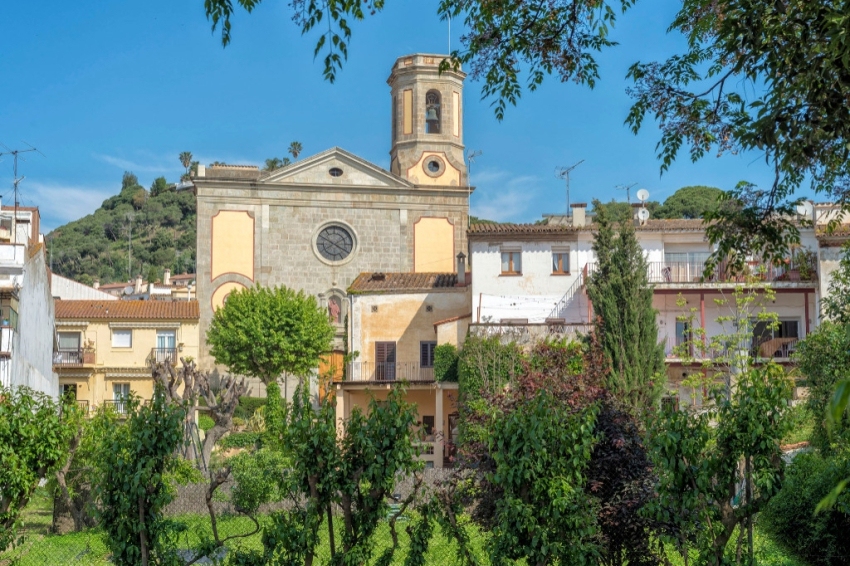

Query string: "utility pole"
[0, 142, 44, 244]
[125, 213, 135, 281]
[555, 160, 585, 216]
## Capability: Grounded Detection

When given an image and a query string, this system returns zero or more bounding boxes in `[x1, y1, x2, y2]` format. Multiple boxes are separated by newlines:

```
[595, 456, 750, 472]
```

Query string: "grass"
[782, 404, 814, 446]
[2, 490, 806, 566]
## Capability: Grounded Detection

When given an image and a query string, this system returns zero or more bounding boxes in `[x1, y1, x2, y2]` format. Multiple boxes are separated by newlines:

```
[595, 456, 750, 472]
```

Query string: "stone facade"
[194, 54, 472, 374]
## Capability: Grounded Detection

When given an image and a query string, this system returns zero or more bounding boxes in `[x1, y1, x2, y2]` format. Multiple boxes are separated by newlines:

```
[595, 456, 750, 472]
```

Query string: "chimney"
[163, 269, 171, 286]
[93, 279, 100, 290]
[571, 203, 587, 227]
[134, 274, 143, 294]
[456, 252, 467, 286]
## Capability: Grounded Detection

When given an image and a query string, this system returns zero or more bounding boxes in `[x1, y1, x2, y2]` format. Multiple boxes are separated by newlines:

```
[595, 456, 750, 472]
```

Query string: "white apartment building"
[468, 202, 847, 405]
[0, 205, 58, 398]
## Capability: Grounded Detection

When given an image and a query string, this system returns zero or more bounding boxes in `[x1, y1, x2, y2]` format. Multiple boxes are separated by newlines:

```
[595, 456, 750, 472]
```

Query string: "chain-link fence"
[1, 470, 479, 565]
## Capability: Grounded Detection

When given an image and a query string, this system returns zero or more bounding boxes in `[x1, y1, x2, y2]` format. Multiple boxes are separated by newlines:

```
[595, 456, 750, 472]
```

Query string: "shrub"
[761, 450, 850, 566]
[197, 413, 215, 432]
[218, 432, 260, 450]
[234, 397, 266, 421]
[434, 343, 459, 382]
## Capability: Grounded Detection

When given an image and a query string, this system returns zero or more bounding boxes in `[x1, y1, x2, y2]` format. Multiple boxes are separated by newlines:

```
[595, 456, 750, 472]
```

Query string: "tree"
[821, 244, 850, 326]
[95, 387, 185, 566]
[206, 284, 335, 384]
[0, 387, 74, 552]
[647, 365, 792, 566]
[593, 199, 661, 222]
[626, 0, 850, 264]
[288, 140, 303, 160]
[179, 151, 193, 174]
[586, 199, 665, 414]
[263, 157, 291, 172]
[149, 176, 169, 197]
[121, 171, 139, 190]
[654, 186, 724, 219]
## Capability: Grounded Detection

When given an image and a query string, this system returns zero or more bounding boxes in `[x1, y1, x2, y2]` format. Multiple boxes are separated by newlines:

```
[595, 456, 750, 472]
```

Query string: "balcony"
[346, 362, 435, 382]
[663, 336, 800, 362]
[102, 399, 130, 415]
[0, 244, 25, 275]
[53, 349, 96, 367]
[468, 321, 593, 345]
[149, 348, 179, 365]
[586, 259, 817, 286]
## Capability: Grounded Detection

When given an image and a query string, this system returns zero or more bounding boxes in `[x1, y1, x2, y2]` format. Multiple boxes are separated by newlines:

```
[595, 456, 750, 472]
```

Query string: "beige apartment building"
[54, 300, 199, 412]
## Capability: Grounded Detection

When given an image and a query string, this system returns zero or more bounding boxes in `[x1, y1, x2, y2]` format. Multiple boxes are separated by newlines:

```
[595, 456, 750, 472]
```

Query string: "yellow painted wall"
[211, 210, 254, 281]
[414, 217, 455, 272]
[403, 89, 413, 135]
[435, 317, 470, 348]
[211, 282, 247, 311]
[56, 318, 200, 408]
[452, 91, 460, 137]
[356, 289, 469, 367]
[406, 152, 461, 187]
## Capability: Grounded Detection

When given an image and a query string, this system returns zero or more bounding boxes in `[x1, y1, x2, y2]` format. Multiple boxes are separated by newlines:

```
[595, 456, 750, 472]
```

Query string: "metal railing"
[586, 259, 817, 285]
[102, 399, 129, 414]
[548, 270, 586, 320]
[54, 349, 83, 366]
[346, 362, 435, 382]
[150, 348, 179, 364]
[753, 337, 799, 359]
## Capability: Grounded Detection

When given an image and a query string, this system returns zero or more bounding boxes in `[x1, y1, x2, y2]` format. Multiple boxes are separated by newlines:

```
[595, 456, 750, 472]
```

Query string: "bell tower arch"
[388, 54, 467, 186]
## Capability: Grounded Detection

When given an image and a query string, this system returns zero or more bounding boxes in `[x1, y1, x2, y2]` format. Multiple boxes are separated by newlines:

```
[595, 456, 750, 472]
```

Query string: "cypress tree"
[586, 200, 665, 414]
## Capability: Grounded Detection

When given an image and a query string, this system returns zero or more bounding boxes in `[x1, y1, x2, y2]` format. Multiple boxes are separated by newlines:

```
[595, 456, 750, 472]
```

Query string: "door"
[156, 330, 177, 363]
[318, 350, 345, 402]
[57, 332, 82, 364]
[61, 384, 77, 399]
[375, 342, 396, 381]
[113, 383, 131, 414]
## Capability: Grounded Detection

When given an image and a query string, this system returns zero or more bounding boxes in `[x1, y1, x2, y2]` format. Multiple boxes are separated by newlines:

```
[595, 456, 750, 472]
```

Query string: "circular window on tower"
[314, 223, 357, 264]
[423, 155, 446, 178]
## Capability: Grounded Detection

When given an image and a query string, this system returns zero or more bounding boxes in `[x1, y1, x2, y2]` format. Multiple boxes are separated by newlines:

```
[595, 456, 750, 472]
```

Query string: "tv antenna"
[555, 160, 584, 216]
[0, 142, 45, 244]
[636, 188, 650, 205]
[124, 212, 136, 281]
[616, 182, 638, 203]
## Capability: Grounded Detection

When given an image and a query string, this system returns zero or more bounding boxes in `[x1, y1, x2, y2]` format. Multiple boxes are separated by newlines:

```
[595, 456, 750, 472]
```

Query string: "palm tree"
[288, 141, 303, 161]
[179, 152, 193, 174]
[264, 158, 283, 172]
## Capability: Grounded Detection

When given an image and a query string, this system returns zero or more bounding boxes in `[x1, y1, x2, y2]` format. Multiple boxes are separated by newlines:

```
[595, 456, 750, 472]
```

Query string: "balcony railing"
[753, 337, 799, 359]
[347, 362, 435, 382]
[586, 259, 817, 285]
[102, 399, 130, 414]
[54, 349, 83, 366]
[468, 322, 593, 345]
[149, 348, 179, 365]
[663, 336, 800, 360]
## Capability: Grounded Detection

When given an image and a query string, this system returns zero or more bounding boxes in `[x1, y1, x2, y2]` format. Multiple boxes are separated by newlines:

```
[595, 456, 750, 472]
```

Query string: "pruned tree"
[151, 358, 248, 469]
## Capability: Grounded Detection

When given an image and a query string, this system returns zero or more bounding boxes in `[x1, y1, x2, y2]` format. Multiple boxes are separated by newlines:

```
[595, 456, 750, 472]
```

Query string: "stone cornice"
[194, 179, 473, 199]
[108, 322, 182, 329]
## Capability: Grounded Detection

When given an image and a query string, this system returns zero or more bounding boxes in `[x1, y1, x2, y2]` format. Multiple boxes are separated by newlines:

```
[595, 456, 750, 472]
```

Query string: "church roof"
[348, 272, 461, 294]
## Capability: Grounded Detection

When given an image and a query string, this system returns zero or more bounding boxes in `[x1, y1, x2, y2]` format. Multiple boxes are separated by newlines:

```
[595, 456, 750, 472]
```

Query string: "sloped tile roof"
[348, 272, 460, 294]
[55, 300, 199, 320]
[468, 218, 708, 237]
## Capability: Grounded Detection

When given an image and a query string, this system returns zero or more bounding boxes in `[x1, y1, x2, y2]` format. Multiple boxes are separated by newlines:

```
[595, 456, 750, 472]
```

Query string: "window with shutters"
[420, 341, 437, 368]
[552, 247, 570, 274]
[375, 341, 396, 381]
[58, 332, 81, 352]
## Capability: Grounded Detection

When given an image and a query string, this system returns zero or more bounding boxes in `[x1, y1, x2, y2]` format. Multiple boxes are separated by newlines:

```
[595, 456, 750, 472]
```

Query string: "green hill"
[47, 172, 196, 286]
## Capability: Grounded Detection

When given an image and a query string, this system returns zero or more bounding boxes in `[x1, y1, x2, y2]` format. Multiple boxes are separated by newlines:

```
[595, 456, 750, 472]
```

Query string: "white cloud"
[94, 153, 174, 174]
[470, 169, 542, 223]
[20, 181, 114, 232]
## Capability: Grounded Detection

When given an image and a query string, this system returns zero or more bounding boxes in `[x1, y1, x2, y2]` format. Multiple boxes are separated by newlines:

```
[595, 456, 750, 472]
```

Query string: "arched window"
[425, 90, 441, 134]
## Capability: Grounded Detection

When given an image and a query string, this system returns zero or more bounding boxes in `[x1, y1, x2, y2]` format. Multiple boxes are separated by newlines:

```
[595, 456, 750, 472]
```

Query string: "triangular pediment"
[260, 147, 413, 188]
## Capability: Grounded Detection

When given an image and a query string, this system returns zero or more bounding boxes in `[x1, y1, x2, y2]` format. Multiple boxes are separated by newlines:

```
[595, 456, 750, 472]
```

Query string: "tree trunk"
[138, 495, 149, 566]
[202, 423, 230, 468]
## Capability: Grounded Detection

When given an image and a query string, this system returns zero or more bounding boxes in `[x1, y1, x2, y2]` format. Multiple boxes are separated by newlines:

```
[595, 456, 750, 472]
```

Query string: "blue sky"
[1, 1, 785, 231]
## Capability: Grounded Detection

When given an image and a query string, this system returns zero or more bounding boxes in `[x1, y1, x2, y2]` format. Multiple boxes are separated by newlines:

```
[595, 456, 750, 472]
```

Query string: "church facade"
[193, 54, 472, 372]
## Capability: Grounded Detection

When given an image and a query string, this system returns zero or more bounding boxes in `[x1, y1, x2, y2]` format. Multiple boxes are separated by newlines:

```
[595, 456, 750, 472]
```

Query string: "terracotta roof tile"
[468, 218, 708, 237]
[348, 272, 460, 294]
[55, 300, 199, 320]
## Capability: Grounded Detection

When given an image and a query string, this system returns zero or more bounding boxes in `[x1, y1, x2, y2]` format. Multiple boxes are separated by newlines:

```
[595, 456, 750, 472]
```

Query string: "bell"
[425, 107, 439, 121]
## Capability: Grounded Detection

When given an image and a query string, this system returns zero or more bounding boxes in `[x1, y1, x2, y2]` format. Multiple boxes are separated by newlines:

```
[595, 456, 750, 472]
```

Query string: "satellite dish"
[636, 188, 650, 203]
[795, 201, 814, 217]
[637, 208, 651, 222]
[123, 286, 134, 295]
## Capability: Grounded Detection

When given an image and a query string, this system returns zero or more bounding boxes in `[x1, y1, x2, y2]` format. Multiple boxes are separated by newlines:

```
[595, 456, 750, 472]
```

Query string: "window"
[752, 319, 800, 358]
[375, 341, 397, 381]
[552, 250, 570, 274]
[61, 384, 78, 399]
[113, 383, 130, 414]
[58, 332, 81, 352]
[675, 321, 693, 356]
[661, 396, 680, 412]
[422, 415, 435, 437]
[501, 251, 522, 274]
[156, 330, 176, 350]
[420, 341, 437, 368]
[112, 329, 132, 348]
[425, 90, 441, 134]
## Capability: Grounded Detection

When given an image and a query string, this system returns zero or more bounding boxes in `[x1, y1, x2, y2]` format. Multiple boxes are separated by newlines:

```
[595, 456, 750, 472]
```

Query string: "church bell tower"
[388, 54, 467, 186]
